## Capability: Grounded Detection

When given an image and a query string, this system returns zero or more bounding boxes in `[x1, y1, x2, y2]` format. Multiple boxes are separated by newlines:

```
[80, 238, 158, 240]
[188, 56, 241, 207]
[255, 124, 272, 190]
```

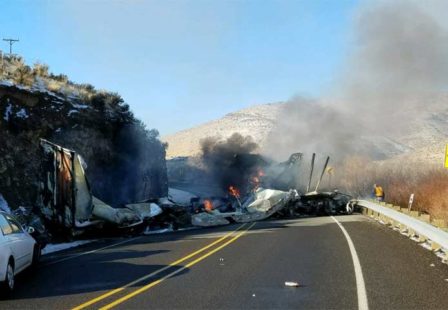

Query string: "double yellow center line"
[72, 222, 255, 310]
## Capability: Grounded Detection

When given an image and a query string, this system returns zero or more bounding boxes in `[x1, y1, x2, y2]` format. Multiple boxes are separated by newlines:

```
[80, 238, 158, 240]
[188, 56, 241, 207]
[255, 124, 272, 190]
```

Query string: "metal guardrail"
[353, 199, 448, 263]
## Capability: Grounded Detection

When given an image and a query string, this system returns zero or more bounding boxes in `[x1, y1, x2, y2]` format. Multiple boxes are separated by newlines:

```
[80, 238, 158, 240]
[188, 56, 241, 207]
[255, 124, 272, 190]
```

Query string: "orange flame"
[204, 199, 213, 212]
[228, 186, 241, 198]
[251, 168, 265, 190]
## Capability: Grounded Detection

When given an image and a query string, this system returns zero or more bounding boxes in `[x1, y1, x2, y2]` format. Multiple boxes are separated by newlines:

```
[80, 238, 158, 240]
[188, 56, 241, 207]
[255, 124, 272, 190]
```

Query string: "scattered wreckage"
[191, 188, 298, 227]
[189, 152, 353, 228]
[4, 139, 354, 244]
[35, 139, 295, 235]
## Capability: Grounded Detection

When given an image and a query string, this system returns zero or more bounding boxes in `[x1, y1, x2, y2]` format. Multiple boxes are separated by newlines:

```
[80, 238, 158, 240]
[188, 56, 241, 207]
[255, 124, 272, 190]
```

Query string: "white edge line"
[331, 216, 369, 310]
[43, 236, 142, 266]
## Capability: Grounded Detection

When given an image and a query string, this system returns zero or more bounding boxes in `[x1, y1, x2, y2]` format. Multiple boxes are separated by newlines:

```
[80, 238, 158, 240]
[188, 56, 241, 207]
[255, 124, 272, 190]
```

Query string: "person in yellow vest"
[373, 184, 385, 202]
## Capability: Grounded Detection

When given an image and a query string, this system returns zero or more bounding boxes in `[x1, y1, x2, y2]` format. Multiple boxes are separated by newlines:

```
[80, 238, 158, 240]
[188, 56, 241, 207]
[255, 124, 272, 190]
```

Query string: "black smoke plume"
[200, 133, 265, 193]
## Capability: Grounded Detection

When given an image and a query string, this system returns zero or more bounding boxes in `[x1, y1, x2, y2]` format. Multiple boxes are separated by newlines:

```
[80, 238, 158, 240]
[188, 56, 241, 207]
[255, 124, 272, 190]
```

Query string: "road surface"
[1, 215, 447, 309]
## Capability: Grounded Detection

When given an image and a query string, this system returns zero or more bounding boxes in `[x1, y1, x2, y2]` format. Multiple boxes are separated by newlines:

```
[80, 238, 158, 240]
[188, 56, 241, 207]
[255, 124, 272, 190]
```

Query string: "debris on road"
[191, 212, 230, 227]
[285, 281, 300, 287]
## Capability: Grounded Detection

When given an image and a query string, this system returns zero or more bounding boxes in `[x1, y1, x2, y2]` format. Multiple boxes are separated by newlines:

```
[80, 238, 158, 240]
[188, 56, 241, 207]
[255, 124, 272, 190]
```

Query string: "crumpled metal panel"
[92, 196, 143, 228]
[125, 202, 163, 220]
[191, 212, 230, 227]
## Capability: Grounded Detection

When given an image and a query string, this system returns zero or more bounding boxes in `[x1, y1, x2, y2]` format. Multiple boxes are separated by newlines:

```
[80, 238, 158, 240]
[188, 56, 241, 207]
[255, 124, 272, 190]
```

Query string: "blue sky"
[0, 0, 359, 135]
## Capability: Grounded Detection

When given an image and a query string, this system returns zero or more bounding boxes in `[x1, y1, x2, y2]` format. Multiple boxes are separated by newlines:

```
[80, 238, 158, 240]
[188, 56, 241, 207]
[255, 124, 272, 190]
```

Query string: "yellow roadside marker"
[72, 223, 247, 310]
[445, 144, 448, 169]
[100, 222, 256, 310]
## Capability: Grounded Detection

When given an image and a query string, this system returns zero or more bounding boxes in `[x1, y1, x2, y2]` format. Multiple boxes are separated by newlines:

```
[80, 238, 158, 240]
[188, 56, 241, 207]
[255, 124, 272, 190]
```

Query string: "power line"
[3, 38, 19, 55]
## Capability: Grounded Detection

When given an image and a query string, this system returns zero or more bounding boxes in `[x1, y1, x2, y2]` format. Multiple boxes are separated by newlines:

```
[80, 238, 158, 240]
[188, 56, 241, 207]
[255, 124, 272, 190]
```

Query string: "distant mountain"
[163, 103, 284, 158]
[163, 95, 448, 166]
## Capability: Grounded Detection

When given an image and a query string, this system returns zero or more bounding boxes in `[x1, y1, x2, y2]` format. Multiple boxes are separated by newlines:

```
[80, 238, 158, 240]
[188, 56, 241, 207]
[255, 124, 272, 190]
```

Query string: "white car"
[0, 211, 39, 293]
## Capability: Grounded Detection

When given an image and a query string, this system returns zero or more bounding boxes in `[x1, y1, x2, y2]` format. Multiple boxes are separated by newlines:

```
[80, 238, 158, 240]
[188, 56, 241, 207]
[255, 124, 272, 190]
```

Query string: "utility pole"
[3, 38, 19, 55]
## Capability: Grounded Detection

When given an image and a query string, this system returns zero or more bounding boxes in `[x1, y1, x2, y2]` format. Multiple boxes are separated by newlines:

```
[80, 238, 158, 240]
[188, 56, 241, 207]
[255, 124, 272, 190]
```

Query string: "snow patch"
[3, 103, 12, 121]
[0, 80, 14, 87]
[420, 241, 433, 250]
[144, 227, 172, 235]
[42, 240, 96, 255]
[143, 226, 197, 235]
[68, 109, 79, 116]
[16, 108, 29, 119]
[72, 103, 89, 109]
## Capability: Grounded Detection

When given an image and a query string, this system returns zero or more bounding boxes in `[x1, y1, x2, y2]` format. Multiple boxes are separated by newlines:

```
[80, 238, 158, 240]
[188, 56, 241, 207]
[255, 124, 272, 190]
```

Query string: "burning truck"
[186, 151, 354, 228]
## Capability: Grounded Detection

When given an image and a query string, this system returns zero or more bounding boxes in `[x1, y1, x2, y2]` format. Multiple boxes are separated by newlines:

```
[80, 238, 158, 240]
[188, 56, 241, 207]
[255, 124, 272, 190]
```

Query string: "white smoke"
[264, 0, 448, 163]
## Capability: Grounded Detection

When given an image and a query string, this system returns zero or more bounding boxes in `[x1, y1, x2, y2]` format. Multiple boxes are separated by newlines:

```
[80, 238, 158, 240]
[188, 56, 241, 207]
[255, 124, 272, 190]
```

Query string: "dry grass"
[336, 156, 448, 221]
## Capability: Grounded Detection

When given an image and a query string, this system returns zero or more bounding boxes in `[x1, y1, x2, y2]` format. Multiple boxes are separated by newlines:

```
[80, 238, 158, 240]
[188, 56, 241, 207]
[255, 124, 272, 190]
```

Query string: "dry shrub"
[33, 62, 49, 77]
[13, 65, 34, 87]
[46, 79, 62, 93]
[336, 156, 448, 221]
[388, 170, 448, 220]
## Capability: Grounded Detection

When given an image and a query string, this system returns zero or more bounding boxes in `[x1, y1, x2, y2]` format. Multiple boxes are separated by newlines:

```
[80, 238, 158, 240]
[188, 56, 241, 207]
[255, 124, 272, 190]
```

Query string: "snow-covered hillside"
[163, 95, 448, 165]
[163, 103, 283, 158]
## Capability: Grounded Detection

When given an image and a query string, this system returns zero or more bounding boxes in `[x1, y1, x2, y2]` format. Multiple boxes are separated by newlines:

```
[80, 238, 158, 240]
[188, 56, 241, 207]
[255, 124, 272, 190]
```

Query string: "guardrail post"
[416, 234, 427, 243]
[391, 219, 397, 228]
[409, 210, 420, 218]
[419, 214, 431, 223]
[400, 224, 408, 234]
[432, 219, 448, 229]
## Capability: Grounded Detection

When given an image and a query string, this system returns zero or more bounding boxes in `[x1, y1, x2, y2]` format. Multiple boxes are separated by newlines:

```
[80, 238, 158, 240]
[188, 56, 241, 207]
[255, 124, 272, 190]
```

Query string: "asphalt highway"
[1, 215, 447, 309]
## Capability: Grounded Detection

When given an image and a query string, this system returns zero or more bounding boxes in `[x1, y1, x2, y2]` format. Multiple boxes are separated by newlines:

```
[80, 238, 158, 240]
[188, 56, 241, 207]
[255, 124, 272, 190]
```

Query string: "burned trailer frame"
[38, 139, 94, 234]
[267, 152, 353, 217]
[296, 153, 353, 215]
[299, 191, 352, 215]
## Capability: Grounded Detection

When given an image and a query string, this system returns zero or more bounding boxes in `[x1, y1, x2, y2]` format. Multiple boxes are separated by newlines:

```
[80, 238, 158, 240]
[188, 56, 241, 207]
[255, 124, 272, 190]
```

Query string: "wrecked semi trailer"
[38, 139, 162, 235]
[39, 139, 94, 232]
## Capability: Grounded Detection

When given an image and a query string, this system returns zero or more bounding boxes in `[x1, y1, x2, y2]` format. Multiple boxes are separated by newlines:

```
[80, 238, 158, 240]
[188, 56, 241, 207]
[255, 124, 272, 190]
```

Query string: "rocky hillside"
[163, 103, 283, 158]
[0, 54, 168, 208]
